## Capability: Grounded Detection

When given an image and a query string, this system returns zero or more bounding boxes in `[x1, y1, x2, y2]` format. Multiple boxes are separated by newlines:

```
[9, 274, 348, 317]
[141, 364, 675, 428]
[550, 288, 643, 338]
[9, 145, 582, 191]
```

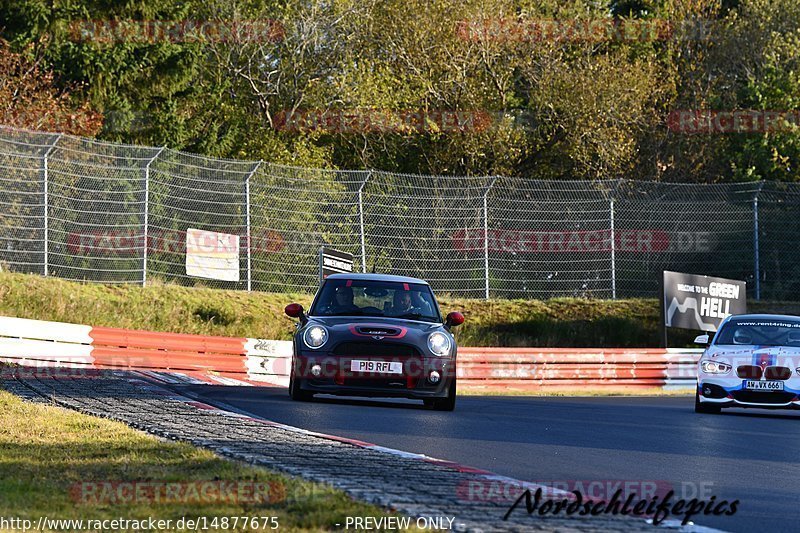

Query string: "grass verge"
[0, 387, 390, 531]
[1, 271, 798, 347]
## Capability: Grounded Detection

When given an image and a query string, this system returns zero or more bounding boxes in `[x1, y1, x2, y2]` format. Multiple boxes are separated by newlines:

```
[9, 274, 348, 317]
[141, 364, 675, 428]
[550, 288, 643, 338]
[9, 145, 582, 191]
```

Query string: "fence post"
[484, 177, 498, 299]
[610, 197, 616, 299]
[358, 172, 371, 273]
[245, 160, 262, 292]
[142, 146, 166, 286]
[42, 134, 62, 277]
[753, 182, 764, 301]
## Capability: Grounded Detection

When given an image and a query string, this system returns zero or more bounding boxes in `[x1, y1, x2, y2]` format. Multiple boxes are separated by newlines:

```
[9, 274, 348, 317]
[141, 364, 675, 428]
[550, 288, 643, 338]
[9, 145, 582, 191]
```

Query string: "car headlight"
[701, 360, 731, 374]
[796, 367, 800, 376]
[303, 326, 328, 349]
[427, 332, 452, 357]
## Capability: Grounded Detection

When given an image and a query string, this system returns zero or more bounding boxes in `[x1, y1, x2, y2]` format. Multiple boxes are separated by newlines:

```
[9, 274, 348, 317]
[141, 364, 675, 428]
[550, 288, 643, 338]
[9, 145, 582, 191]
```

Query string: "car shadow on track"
[304, 395, 430, 410]
[715, 410, 800, 421]
[178, 384, 437, 412]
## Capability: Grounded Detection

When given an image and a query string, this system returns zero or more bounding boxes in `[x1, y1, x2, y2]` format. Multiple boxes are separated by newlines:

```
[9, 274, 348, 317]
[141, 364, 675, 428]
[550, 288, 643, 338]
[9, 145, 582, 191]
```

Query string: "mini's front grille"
[346, 378, 408, 388]
[332, 342, 420, 358]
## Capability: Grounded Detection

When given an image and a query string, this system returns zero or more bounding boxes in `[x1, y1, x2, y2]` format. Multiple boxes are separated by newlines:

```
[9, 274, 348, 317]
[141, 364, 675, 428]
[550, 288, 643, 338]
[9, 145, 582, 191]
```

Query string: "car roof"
[325, 273, 430, 285]
[726, 313, 800, 322]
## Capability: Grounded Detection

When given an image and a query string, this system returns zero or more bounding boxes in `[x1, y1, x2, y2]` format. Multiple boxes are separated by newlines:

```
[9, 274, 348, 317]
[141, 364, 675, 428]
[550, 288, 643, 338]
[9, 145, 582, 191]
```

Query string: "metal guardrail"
[0, 316, 699, 392]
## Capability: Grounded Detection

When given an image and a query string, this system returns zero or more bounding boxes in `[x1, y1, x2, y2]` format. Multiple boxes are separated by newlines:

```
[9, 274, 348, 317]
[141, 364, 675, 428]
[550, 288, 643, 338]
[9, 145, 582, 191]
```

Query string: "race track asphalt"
[177, 385, 800, 533]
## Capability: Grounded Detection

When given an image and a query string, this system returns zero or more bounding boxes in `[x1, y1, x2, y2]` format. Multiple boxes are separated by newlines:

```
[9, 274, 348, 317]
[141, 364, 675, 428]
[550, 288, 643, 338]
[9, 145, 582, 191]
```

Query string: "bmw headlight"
[427, 332, 452, 357]
[701, 360, 731, 374]
[303, 326, 328, 349]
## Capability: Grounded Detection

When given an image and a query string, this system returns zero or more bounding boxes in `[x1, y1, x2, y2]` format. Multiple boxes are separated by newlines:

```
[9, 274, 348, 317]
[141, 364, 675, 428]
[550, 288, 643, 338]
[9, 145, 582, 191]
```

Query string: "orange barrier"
[458, 347, 697, 362]
[457, 347, 700, 392]
[90, 327, 247, 355]
[87, 327, 249, 374]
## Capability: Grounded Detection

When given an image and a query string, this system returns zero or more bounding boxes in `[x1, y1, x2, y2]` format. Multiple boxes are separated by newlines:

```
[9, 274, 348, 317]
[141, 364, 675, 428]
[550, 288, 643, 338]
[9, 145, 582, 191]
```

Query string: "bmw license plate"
[743, 380, 784, 391]
[350, 360, 403, 374]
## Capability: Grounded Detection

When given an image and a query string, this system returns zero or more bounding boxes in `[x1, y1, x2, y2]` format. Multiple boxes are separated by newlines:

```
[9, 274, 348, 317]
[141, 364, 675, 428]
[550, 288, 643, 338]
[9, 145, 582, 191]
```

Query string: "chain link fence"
[2, 125, 799, 300]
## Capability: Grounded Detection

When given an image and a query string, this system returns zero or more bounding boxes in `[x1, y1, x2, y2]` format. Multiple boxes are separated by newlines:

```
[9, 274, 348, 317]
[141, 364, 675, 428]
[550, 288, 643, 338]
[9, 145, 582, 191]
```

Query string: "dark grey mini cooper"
[284, 273, 464, 410]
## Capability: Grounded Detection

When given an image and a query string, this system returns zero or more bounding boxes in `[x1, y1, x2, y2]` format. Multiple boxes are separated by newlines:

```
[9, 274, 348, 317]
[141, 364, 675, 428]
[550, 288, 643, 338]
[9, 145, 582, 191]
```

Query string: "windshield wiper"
[394, 312, 431, 321]
[324, 309, 364, 316]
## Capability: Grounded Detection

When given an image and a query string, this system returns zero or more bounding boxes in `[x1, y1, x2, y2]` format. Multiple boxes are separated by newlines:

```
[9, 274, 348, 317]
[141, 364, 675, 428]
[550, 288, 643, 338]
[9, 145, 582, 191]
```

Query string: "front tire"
[695, 391, 721, 414]
[425, 379, 456, 411]
[289, 372, 314, 402]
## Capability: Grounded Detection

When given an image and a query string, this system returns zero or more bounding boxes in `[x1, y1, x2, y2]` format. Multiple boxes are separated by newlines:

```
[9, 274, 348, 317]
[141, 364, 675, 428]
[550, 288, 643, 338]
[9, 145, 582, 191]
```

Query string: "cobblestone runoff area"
[3, 369, 663, 532]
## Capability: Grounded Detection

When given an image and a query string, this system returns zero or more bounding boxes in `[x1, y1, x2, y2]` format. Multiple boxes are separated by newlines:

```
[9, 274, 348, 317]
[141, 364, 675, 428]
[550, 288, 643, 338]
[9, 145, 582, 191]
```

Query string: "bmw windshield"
[310, 279, 442, 323]
[715, 318, 800, 347]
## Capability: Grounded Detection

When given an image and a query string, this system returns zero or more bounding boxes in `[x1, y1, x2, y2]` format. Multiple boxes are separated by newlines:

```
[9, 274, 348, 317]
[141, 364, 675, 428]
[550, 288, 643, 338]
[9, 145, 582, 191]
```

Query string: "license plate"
[350, 360, 403, 374]
[743, 380, 784, 391]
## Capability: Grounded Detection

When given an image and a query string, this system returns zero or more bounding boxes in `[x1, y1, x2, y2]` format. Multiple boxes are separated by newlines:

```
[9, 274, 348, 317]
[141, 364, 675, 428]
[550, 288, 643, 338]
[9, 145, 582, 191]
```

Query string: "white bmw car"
[695, 314, 800, 413]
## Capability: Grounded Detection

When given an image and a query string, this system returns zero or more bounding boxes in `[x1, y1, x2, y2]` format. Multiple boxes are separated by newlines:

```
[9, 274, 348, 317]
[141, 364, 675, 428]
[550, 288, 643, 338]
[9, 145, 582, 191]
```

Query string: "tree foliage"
[1, 0, 800, 181]
[0, 38, 101, 136]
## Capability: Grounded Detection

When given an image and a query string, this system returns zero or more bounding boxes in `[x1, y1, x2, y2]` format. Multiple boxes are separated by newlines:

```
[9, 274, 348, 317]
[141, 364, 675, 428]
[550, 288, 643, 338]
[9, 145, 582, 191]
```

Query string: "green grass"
[0, 388, 391, 531]
[1, 271, 798, 347]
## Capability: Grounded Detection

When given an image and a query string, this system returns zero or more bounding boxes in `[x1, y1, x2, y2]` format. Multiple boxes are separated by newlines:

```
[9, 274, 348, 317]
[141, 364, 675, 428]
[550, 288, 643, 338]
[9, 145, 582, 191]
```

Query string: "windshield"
[310, 279, 441, 322]
[715, 319, 800, 347]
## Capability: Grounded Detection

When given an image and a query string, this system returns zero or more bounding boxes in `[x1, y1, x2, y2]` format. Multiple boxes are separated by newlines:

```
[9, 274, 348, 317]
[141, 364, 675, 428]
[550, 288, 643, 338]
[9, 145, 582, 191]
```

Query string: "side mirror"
[285, 303, 304, 318]
[445, 311, 465, 328]
[694, 334, 710, 346]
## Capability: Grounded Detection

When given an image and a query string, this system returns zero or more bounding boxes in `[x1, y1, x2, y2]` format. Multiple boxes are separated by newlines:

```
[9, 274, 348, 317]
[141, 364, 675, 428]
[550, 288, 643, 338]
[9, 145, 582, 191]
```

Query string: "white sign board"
[186, 228, 240, 282]
[319, 247, 354, 282]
